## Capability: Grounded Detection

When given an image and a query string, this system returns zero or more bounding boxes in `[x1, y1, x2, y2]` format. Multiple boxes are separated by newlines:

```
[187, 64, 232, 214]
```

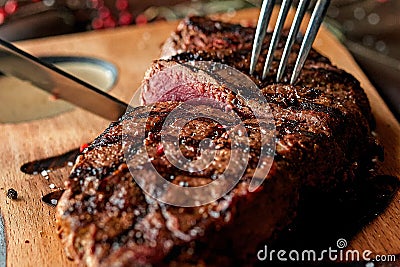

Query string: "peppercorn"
[6, 188, 18, 200]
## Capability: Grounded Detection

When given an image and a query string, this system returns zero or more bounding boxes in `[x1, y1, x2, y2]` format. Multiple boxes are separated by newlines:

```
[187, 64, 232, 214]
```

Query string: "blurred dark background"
[0, 0, 398, 120]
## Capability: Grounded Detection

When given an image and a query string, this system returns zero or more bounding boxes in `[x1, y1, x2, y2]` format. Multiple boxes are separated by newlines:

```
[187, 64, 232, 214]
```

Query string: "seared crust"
[57, 102, 298, 266]
[57, 16, 380, 266]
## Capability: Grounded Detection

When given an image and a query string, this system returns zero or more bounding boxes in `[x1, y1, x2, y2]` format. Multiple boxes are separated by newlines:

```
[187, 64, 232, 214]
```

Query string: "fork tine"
[276, 0, 310, 82]
[249, 0, 276, 75]
[290, 0, 331, 84]
[262, 0, 293, 80]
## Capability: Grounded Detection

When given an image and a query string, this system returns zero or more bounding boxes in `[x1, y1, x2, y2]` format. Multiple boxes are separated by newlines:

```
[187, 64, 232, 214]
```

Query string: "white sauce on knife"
[0, 59, 117, 123]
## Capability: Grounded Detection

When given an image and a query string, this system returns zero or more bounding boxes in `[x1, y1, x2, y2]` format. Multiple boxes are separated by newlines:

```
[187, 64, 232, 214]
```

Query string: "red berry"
[98, 6, 110, 19]
[135, 14, 147, 25]
[0, 9, 6, 25]
[118, 11, 132, 25]
[5, 0, 17, 14]
[91, 17, 103, 29]
[103, 17, 116, 28]
[115, 0, 128, 11]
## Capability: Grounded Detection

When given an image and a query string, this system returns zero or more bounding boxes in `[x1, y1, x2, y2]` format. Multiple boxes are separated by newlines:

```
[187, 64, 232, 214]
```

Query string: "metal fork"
[250, 0, 331, 84]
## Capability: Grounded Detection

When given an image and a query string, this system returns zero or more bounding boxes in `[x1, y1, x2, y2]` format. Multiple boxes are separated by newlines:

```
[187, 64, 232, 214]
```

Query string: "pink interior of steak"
[141, 61, 231, 105]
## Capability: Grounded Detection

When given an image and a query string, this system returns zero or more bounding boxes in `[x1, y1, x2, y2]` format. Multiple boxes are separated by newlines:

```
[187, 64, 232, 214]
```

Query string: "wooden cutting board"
[0, 8, 398, 266]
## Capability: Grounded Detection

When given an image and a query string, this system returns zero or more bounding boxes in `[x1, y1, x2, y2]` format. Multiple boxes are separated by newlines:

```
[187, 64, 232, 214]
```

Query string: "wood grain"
[0, 8, 398, 266]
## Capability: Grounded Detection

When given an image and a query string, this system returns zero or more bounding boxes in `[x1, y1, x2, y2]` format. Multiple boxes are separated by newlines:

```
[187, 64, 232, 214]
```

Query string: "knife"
[0, 38, 128, 121]
[0, 212, 5, 267]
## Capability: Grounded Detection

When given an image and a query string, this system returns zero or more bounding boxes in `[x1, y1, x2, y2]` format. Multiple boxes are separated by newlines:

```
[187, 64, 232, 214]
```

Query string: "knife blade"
[0, 38, 128, 121]
[0, 212, 5, 267]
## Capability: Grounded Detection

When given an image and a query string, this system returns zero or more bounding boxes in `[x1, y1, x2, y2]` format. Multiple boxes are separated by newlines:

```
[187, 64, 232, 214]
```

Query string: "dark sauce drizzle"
[20, 148, 80, 206]
[20, 148, 79, 175]
[42, 190, 65, 207]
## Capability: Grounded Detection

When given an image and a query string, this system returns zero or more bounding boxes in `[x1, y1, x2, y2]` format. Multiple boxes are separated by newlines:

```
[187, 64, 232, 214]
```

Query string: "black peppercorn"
[6, 188, 18, 200]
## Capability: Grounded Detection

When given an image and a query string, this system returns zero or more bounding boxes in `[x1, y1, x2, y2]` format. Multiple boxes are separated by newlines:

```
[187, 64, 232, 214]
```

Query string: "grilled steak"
[56, 16, 380, 266]
[57, 101, 297, 266]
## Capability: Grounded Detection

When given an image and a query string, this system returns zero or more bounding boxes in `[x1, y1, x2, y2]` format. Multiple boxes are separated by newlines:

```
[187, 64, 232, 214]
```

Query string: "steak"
[56, 16, 380, 266]
[57, 101, 297, 266]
